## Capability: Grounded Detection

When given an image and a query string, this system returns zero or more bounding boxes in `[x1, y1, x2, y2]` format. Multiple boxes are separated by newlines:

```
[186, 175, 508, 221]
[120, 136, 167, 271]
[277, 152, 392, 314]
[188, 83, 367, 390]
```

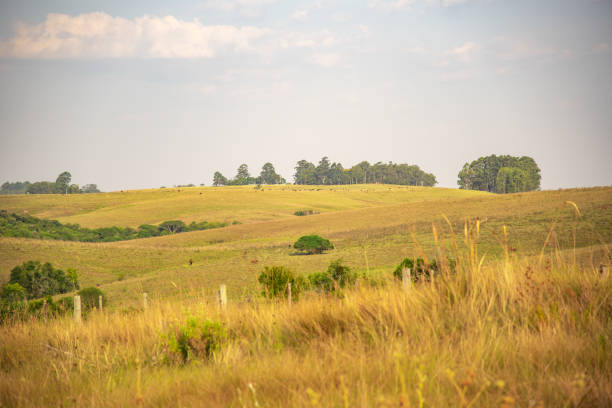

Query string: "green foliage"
[9, 260, 78, 299]
[308, 260, 356, 293]
[77, 287, 105, 311]
[293, 158, 437, 186]
[213, 171, 228, 186]
[0, 181, 31, 195]
[0, 210, 228, 242]
[392, 258, 438, 282]
[293, 235, 334, 254]
[81, 184, 100, 193]
[260, 162, 284, 184]
[158, 220, 187, 234]
[293, 209, 319, 216]
[258, 266, 306, 300]
[458, 155, 541, 193]
[163, 317, 227, 363]
[1, 283, 26, 302]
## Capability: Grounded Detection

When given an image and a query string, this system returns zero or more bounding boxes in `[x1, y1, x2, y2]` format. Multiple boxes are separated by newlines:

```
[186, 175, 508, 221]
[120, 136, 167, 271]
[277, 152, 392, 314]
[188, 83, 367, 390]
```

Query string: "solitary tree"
[260, 162, 282, 184]
[293, 235, 334, 254]
[213, 171, 228, 186]
[55, 171, 72, 194]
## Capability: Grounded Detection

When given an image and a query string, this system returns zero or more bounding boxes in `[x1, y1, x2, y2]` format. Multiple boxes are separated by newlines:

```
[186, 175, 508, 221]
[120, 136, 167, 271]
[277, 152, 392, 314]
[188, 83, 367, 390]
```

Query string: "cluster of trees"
[213, 163, 286, 186]
[4, 261, 79, 300]
[457, 155, 541, 194]
[1, 171, 100, 195]
[213, 158, 436, 187]
[294, 157, 437, 186]
[0, 211, 228, 242]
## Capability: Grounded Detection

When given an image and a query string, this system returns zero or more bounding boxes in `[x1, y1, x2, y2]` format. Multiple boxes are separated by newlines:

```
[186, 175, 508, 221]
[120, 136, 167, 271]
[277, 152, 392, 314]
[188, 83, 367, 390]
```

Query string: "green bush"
[77, 287, 106, 311]
[308, 260, 356, 293]
[163, 317, 227, 363]
[258, 266, 306, 300]
[294, 209, 319, 216]
[1, 283, 26, 303]
[293, 235, 334, 254]
[392, 258, 438, 282]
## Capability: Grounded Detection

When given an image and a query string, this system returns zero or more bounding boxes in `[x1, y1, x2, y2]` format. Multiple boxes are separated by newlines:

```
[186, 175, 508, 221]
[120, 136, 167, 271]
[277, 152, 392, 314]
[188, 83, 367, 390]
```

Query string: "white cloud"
[0, 12, 272, 59]
[310, 52, 341, 67]
[291, 10, 309, 21]
[278, 30, 336, 49]
[369, 0, 416, 11]
[200, 0, 277, 15]
[445, 41, 478, 62]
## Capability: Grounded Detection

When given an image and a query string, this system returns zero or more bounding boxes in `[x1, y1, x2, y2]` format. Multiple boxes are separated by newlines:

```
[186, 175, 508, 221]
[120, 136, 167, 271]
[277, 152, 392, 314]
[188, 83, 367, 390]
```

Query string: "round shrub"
[293, 235, 334, 254]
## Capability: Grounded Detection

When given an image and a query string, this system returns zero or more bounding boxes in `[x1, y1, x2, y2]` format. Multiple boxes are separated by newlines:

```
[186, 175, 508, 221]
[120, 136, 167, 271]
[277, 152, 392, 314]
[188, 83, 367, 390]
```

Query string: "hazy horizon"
[1, 0, 611, 192]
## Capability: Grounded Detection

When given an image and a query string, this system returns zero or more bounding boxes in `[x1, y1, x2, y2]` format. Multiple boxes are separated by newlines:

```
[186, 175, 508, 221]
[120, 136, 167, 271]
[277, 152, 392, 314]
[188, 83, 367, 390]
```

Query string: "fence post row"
[402, 268, 411, 292]
[98, 295, 103, 311]
[143, 292, 148, 311]
[73, 295, 81, 324]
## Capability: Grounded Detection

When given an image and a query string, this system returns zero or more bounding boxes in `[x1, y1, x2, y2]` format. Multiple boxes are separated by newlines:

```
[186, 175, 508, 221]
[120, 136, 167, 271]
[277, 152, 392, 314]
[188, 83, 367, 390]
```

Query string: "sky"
[0, 0, 611, 191]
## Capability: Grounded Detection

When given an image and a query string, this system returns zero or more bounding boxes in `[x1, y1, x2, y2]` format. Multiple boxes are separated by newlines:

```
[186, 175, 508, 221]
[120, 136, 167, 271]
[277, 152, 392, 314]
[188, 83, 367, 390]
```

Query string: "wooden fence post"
[73, 295, 81, 323]
[287, 282, 292, 306]
[98, 295, 103, 312]
[402, 268, 411, 292]
[143, 292, 148, 311]
[218, 284, 227, 310]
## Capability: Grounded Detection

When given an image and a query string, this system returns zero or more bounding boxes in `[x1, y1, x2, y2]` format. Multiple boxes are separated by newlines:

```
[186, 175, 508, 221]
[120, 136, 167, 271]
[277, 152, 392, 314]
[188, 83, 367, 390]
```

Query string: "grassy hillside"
[1, 229, 610, 407]
[0, 186, 611, 307]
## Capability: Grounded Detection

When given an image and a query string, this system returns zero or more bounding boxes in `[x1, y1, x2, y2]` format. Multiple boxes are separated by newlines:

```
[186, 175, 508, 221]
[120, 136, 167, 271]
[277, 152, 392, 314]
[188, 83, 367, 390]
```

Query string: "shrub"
[308, 260, 356, 293]
[9, 260, 79, 299]
[77, 287, 106, 311]
[294, 209, 319, 216]
[258, 266, 306, 300]
[163, 317, 227, 363]
[1, 283, 26, 303]
[293, 235, 334, 254]
[392, 258, 438, 282]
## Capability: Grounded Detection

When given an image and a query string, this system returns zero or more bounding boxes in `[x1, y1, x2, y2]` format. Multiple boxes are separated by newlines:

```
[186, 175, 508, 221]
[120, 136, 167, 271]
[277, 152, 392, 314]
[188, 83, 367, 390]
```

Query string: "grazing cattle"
[189, 258, 193, 266]
[251, 259, 258, 264]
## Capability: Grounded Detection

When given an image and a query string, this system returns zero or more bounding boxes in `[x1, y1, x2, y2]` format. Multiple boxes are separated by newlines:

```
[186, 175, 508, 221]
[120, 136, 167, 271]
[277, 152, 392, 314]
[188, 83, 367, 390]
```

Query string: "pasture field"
[0, 185, 610, 306]
[0, 185, 611, 407]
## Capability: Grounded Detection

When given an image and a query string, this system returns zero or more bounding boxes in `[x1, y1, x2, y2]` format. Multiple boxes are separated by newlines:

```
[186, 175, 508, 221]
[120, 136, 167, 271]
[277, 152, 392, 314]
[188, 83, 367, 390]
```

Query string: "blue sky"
[0, 0, 611, 191]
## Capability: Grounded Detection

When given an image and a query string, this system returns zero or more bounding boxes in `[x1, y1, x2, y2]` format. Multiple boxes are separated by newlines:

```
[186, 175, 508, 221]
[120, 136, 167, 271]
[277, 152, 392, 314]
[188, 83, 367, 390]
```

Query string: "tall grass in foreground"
[0, 221, 611, 407]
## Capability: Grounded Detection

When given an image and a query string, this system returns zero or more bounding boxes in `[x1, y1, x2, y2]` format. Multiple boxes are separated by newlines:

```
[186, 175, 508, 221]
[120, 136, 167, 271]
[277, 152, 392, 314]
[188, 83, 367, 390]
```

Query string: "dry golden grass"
[0, 223, 610, 407]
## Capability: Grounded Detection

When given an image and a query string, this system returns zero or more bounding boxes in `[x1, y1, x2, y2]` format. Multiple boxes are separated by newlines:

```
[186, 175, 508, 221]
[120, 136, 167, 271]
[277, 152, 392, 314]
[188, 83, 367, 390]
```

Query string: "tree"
[293, 235, 334, 254]
[26, 181, 56, 194]
[213, 172, 228, 186]
[0, 181, 31, 195]
[458, 155, 540, 193]
[260, 162, 283, 184]
[158, 220, 188, 234]
[315, 157, 331, 184]
[81, 184, 100, 193]
[294, 160, 316, 184]
[9, 261, 78, 299]
[55, 171, 72, 194]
